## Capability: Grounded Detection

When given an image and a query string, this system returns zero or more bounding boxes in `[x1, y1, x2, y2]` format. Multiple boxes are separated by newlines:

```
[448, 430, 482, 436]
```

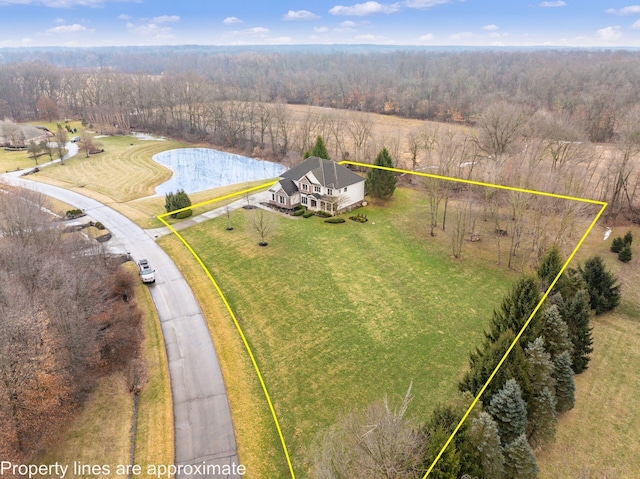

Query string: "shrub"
[303, 211, 315, 218]
[65, 209, 83, 218]
[293, 208, 306, 216]
[324, 218, 346, 224]
[165, 189, 192, 218]
[94, 221, 105, 230]
[618, 245, 632, 263]
[349, 213, 368, 223]
[610, 236, 624, 253]
[623, 230, 633, 246]
[175, 209, 193, 219]
[315, 211, 332, 217]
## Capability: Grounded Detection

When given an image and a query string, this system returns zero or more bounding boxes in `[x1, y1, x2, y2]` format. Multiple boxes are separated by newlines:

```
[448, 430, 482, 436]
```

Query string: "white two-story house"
[268, 157, 365, 215]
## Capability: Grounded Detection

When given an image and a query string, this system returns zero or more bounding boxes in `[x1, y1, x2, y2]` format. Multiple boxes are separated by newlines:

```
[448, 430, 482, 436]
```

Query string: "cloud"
[0, 0, 137, 7]
[403, 0, 450, 9]
[282, 9, 320, 21]
[232, 26, 270, 36]
[223, 16, 243, 25]
[633, 19, 640, 29]
[539, 1, 566, 7]
[417, 33, 434, 41]
[151, 15, 179, 24]
[340, 20, 357, 26]
[117, 14, 131, 20]
[605, 5, 640, 15]
[46, 23, 93, 33]
[482, 24, 499, 30]
[354, 33, 392, 43]
[449, 31, 473, 40]
[313, 26, 329, 33]
[329, 1, 401, 16]
[53, 17, 65, 23]
[596, 25, 623, 41]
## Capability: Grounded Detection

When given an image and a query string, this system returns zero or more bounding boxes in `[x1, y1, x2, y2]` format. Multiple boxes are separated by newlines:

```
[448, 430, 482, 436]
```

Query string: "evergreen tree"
[461, 330, 531, 407]
[468, 412, 505, 479]
[537, 246, 564, 291]
[525, 337, 555, 394]
[610, 236, 625, 253]
[425, 427, 461, 479]
[578, 256, 621, 314]
[618, 245, 632, 263]
[304, 135, 330, 160]
[540, 305, 572, 359]
[623, 230, 633, 246]
[554, 268, 587, 302]
[552, 351, 575, 413]
[485, 275, 543, 346]
[487, 379, 528, 444]
[527, 387, 557, 448]
[165, 189, 193, 218]
[365, 147, 396, 200]
[560, 290, 593, 373]
[503, 434, 539, 479]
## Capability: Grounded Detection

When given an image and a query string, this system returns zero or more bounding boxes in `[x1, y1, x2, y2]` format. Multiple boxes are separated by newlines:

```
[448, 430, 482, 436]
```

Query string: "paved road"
[2, 173, 241, 478]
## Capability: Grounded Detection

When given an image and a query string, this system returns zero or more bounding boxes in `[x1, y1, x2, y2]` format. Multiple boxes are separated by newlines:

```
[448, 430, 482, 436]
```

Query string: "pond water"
[153, 148, 286, 195]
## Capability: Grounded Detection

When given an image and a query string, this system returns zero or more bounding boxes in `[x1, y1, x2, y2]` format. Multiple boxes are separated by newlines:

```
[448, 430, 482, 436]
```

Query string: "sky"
[1, 0, 640, 48]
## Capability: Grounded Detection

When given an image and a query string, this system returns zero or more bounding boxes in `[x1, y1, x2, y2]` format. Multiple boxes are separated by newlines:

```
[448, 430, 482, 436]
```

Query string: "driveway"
[1, 173, 241, 478]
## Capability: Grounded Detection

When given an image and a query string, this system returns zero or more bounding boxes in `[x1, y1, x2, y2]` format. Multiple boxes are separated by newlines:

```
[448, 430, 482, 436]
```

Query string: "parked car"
[70, 136, 81, 143]
[137, 259, 155, 284]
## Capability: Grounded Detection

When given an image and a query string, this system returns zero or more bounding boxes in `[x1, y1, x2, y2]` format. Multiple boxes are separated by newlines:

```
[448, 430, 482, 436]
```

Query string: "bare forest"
[0, 47, 639, 224]
[0, 187, 144, 463]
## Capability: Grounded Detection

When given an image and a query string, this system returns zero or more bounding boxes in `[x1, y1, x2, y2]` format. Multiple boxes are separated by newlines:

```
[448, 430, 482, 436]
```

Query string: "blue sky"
[1, 0, 640, 48]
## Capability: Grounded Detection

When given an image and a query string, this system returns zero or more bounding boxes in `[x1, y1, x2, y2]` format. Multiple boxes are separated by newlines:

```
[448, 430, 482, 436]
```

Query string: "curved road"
[2, 173, 241, 478]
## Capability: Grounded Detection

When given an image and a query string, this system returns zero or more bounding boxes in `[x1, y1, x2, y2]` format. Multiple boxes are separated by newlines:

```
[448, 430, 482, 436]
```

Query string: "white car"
[137, 259, 156, 284]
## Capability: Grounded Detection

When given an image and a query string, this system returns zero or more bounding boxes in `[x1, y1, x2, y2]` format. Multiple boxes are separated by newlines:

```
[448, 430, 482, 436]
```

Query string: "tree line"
[313, 248, 621, 478]
[0, 186, 145, 462]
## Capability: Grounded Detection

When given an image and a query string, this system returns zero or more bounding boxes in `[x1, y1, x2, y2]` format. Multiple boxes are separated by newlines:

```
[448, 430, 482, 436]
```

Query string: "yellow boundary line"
[158, 164, 607, 479]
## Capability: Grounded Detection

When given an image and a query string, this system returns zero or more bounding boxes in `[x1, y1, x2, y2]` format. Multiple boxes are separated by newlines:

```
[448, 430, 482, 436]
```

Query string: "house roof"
[0, 121, 48, 145]
[277, 177, 298, 196]
[281, 157, 363, 189]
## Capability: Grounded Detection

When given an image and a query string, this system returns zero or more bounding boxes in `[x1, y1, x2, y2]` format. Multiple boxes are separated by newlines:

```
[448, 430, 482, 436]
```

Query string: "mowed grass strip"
[173, 187, 516, 475]
[31, 136, 182, 202]
[133, 266, 174, 477]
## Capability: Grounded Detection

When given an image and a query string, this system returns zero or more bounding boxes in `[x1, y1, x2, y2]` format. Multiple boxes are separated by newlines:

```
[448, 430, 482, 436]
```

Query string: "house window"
[301, 196, 308, 205]
[327, 189, 333, 195]
[314, 185, 321, 193]
[344, 187, 348, 193]
[302, 184, 308, 191]
[271, 193, 275, 201]
[279, 196, 286, 204]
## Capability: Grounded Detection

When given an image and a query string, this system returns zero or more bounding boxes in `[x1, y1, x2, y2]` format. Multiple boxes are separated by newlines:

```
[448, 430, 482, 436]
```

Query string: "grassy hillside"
[160, 187, 520, 477]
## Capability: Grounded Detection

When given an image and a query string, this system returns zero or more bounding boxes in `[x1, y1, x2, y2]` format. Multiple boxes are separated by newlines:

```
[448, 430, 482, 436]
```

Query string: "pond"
[152, 148, 286, 195]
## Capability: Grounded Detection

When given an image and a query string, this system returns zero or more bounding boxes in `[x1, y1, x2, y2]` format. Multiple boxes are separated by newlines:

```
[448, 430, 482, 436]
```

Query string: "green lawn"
[171, 187, 518, 476]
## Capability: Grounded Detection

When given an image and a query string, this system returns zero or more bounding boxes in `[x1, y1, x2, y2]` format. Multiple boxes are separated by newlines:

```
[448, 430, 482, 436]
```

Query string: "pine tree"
[540, 305, 572, 359]
[365, 147, 396, 200]
[460, 330, 531, 407]
[527, 387, 557, 448]
[618, 245, 632, 263]
[553, 351, 575, 413]
[165, 189, 193, 218]
[304, 135, 330, 160]
[537, 246, 564, 291]
[578, 256, 621, 314]
[525, 337, 555, 394]
[610, 236, 625, 253]
[554, 268, 587, 302]
[469, 412, 505, 479]
[503, 434, 539, 479]
[425, 427, 461, 479]
[623, 230, 633, 246]
[487, 379, 528, 444]
[485, 275, 543, 346]
[560, 290, 593, 373]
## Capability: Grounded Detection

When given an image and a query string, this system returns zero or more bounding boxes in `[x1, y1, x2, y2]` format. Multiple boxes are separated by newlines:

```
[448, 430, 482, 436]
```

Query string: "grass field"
[160, 187, 520, 477]
[537, 225, 640, 478]
[34, 262, 173, 478]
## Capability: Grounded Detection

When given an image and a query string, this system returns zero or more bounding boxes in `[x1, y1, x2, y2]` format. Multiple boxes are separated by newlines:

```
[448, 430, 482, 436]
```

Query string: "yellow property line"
[158, 163, 607, 479]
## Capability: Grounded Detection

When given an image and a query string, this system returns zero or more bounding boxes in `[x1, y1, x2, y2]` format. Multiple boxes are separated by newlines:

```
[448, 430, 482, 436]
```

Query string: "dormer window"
[327, 189, 333, 195]
[314, 185, 321, 193]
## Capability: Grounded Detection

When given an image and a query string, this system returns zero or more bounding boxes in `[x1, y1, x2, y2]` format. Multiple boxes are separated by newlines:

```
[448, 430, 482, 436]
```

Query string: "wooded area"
[1, 48, 638, 223]
[0, 187, 144, 463]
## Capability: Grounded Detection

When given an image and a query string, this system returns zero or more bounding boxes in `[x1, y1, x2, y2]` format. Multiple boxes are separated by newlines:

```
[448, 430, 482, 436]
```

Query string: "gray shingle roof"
[277, 177, 298, 196]
[281, 157, 363, 189]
